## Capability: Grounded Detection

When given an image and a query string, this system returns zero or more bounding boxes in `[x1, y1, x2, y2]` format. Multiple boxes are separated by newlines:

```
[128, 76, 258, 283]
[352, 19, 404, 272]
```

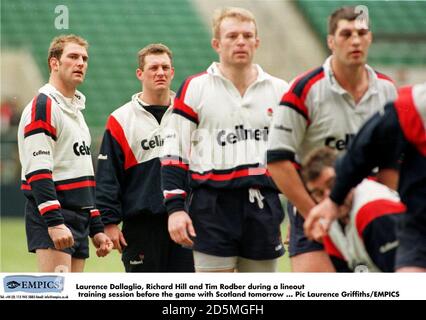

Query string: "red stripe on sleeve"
[27, 173, 52, 183]
[55, 180, 96, 191]
[31, 96, 37, 123]
[394, 86, 426, 156]
[39, 204, 61, 215]
[165, 192, 187, 199]
[179, 72, 206, 100]
[21, 183, 31, 190]
[173, 98, 199, 122]
[106, 115, 138, 170]
[161, 159, 189, 171]
[281, 91, 309, 121]
[90, 209, 100, 217]
[46, 96, 52, 125]
[356, 199, 406, 237]
[375, 72, 394, 84]
[301, 70, 325, 103]
[24, 120, 57, 138]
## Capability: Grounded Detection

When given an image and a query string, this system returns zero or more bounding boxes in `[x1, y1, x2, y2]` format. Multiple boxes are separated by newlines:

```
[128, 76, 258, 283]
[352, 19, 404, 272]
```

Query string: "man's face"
[212, 17, 259, 67]
[306, 167, 336, 204]
[327, 19, 372, 67]
[53, 42, 88, 87]
[307, 166, 353, 221]
[137, 53, 174, 92]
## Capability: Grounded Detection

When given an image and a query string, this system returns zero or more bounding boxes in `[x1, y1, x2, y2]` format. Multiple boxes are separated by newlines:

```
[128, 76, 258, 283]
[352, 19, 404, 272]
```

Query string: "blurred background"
[1, 0, 425, 272]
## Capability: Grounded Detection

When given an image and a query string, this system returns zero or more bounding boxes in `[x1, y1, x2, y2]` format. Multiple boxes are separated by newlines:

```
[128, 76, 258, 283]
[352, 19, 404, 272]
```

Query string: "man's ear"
[255, 37, 260, 49]
[327, 35, 334, 52]
[211, 38, 220, 53]
[50, 57, 59, 72]
[170, 67, 175, 80]
[136, 68, 143, 81]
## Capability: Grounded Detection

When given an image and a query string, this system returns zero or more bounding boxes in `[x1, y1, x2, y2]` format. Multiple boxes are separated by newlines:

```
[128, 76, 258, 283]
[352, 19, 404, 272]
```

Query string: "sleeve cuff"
[165, 198, 185, 215]
[42, 210, 65, 227]
[89, 215, 105, 237]
[329, 187, 347, 206]
[267, 149, 295, 164]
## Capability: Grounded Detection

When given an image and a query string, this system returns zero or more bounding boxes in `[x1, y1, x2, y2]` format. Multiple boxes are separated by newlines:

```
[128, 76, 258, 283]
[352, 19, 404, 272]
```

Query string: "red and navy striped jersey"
[326, 179, 405, 272]
[18, 84, 97, 228]
[95, 93, 174, 224]
[267, 56, 397, 166]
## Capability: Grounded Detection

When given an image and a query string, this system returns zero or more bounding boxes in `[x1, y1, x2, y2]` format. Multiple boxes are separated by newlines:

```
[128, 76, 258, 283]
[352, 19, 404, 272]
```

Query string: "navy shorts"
[287, 202, 323, 257]
[25, 199, 90, 259]
[188, 187, 285, 260]
[121, 213, 194, 272]
[395, 214, 426, 269]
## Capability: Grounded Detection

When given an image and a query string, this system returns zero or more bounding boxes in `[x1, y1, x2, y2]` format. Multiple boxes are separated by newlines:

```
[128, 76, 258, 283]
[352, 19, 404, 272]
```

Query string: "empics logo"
[3, 275, 64, 293]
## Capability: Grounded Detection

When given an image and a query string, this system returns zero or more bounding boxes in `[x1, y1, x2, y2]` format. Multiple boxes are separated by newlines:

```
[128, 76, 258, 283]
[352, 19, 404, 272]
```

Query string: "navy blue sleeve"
[331, 104, 405, 205]
[95, 129, 125, 225]
[161, 158, 190, 214]
[362, 213, 404, 272]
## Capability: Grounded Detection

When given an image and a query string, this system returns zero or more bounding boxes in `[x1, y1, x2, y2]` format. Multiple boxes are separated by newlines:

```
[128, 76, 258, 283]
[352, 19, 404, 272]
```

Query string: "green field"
[0, 217, 291, 272]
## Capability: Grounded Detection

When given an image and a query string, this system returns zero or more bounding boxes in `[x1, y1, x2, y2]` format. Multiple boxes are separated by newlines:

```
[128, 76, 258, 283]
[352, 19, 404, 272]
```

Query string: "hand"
[304, 197, 339, 242]
[48, 224, 74, 250]
[168, 211, 196, 247]
[92, 233, 114, 257]
[104, 224, 127, 253]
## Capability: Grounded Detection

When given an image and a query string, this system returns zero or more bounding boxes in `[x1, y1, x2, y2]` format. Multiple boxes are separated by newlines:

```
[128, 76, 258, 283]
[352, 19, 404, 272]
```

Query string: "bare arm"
[268, 160, 316, 218]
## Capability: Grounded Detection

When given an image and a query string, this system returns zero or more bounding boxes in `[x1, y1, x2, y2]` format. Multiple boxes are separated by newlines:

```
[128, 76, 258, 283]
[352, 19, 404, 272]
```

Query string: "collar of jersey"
[131, 92, 175, 117]
[207, 62, 271, 83]
[39, 83, 86, 114]
[323, 56, 380, 97]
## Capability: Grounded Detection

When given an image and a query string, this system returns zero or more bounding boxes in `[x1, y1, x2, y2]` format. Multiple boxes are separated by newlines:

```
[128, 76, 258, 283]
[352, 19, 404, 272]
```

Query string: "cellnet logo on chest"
[73, 141, 91, 156]
[325, 133, 355, 151]
[217, 125, 269, 146]
[141, 135, 163, 150]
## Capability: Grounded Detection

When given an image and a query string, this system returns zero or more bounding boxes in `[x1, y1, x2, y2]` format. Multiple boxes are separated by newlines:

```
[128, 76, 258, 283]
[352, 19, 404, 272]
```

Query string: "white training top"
[328, 179, 403, 272]
[162, 62, 289, 190]
[267, 56, 397, 165]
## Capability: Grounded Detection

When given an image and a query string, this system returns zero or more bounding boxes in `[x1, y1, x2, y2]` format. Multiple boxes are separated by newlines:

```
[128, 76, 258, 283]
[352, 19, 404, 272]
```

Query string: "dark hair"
[301, 147, 338, 183]
[328, 6, 369, 35]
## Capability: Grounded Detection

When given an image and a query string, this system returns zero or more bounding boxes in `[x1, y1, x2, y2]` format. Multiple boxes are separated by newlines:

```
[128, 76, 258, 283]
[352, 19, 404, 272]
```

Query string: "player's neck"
[218, 63, 258, 97]
[49, 76, 76, 98]
[139, 90, 170, 106]
[331, 59, 369, 104]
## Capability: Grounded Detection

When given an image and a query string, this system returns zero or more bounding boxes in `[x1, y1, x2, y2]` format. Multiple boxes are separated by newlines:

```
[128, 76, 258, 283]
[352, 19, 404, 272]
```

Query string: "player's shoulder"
[264, 73, 290, 95]
[354, 179, 401, 206]
[372, 69, 397, 96]
[110, 99, 136, 124]
[288, 66, 325, 97]
[175, 71, 209, 101]
[22, 91, 63, 119]
[374, 70, 394, 85]
[182, 71, 209, 88]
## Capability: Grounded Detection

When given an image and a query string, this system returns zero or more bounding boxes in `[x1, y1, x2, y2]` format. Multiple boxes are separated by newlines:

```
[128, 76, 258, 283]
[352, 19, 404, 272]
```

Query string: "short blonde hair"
[137, 43, 173, 70]
[47, 34, 88, 72]
[212, 7, 257, 39]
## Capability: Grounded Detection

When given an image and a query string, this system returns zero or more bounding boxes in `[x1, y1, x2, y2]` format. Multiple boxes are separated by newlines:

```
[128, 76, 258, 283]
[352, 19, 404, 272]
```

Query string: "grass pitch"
[0, 217, 291, 272]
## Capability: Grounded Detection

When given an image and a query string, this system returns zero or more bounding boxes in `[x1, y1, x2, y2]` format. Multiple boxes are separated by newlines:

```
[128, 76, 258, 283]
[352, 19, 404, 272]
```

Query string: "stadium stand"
[1, 0, 216, 127]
